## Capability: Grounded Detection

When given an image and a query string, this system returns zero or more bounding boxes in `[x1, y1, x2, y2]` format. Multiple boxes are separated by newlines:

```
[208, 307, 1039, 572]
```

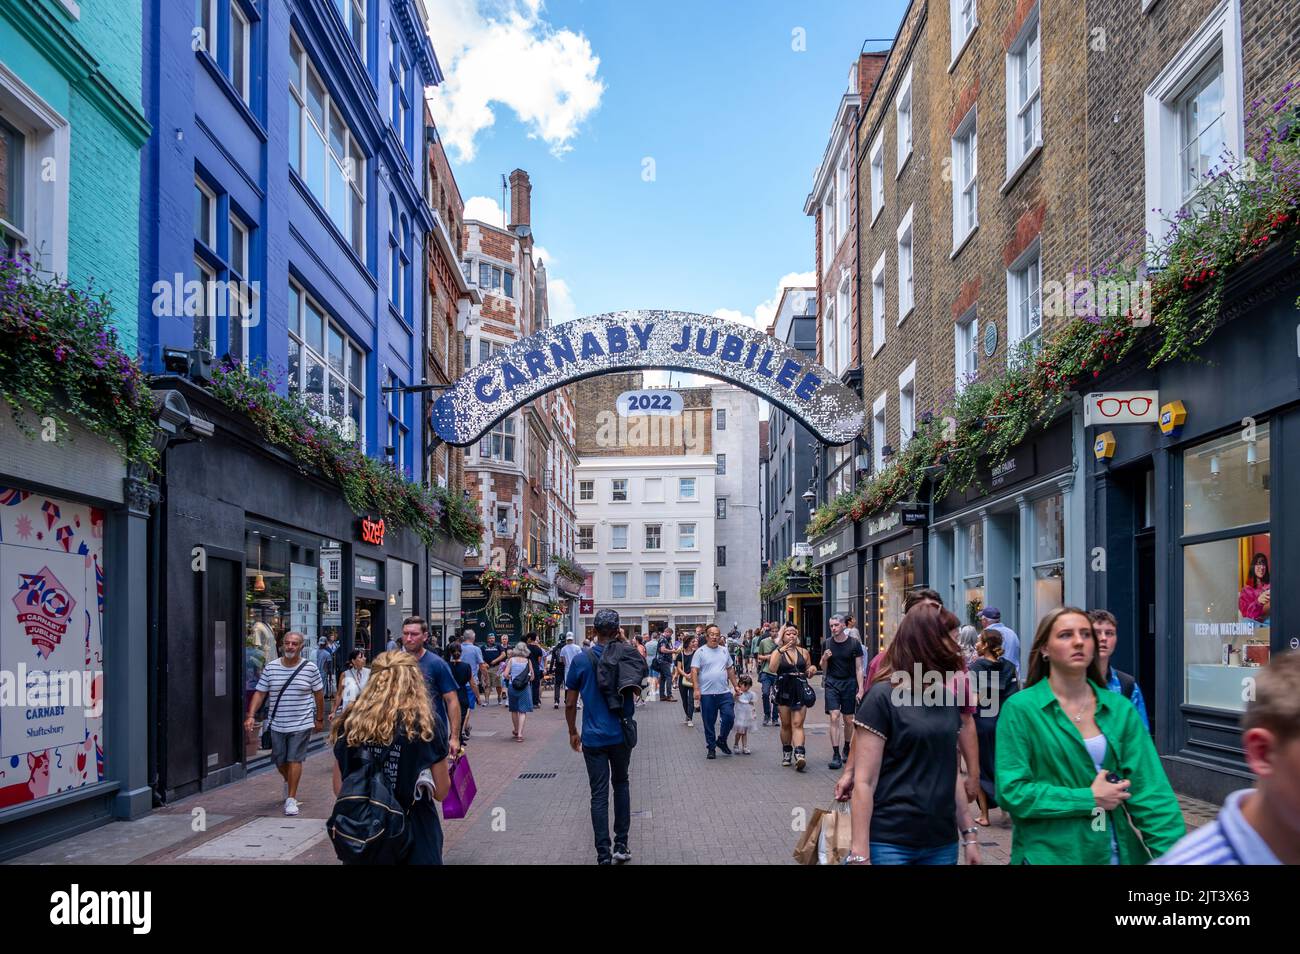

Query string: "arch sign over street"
[432, 310, 866, 446]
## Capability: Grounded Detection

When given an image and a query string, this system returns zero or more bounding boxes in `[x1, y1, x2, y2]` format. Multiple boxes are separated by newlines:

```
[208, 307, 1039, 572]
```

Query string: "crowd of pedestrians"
[237, 590, 1296, 868]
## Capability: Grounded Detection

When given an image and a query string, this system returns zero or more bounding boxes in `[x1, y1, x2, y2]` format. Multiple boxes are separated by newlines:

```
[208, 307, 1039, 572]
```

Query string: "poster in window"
[1237, 534, 1271, 627]
[0, 490, 105, 809]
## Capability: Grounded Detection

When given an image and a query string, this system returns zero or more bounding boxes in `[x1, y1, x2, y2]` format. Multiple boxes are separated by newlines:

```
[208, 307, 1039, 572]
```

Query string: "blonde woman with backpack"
[331, 652, 450, 865]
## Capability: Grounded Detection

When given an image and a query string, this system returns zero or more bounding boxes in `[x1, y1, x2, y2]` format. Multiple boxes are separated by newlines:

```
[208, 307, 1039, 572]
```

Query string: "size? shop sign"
[1084, 391, 1159, 426]
[358, 516, 386, 546]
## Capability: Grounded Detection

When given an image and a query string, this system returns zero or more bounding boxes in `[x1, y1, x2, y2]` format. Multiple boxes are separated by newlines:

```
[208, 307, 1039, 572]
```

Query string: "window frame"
[871, 251, 886, 357]
[895, 64, 914, 176]
[289, 31, 366, 256]
[716, 454, 727, 476]
[611, 524, 629, 551]
[577, 525, 594, 551]
[678, 523, 697, 551]
[1142, 0, 1244, 250]
[1006, 240, 1043, 361]
[869, 131, 885, 224]
[578, 479, 594, 502]
[951, 107, 978, 249]
[896, 206, 915, 323]
[955, 307, 979, 392]
[678, 570, 696, 600]
[872, 392, 887, 472]
[611, 478, 629, 502]
[836, 271, 852, 371]
[1005, 5, 1043, 177]
[898, 360, 917, 448]
[716, 497, 727, 520]
[644, 523, 663, 551]
[950, 0, 978, 66]
[230, 2, 252, 105]
[678, 477, 697, 501]
[287, 281, 365, 444]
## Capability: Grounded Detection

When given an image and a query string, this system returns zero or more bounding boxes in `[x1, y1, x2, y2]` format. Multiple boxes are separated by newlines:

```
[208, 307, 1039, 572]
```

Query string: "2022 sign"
[617, 390, 683, 416]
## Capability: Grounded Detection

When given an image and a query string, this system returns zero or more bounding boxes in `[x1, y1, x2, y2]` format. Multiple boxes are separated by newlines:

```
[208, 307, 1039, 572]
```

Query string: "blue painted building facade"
[139, 0, 445, 798]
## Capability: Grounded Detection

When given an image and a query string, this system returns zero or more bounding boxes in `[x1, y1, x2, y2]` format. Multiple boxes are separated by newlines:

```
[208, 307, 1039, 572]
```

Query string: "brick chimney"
[509, 169, 531, 229]
[858, 52, 887, 99]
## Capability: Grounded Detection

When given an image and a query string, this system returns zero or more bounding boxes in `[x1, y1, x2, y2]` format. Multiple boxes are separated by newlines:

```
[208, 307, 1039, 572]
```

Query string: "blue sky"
[425, 0, 909, 330]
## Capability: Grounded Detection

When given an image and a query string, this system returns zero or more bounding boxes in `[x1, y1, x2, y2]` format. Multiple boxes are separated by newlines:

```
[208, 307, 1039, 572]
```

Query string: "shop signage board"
[358, 516, 385, 546]
[432, 311, 866, 447]
[810, 522, 856, 569]
[1083, 391, 1159, 426]
[0, 489, 106, 809]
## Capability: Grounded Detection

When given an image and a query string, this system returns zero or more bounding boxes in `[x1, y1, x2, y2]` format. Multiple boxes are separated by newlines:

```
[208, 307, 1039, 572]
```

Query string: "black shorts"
[824, 678, 859, 715]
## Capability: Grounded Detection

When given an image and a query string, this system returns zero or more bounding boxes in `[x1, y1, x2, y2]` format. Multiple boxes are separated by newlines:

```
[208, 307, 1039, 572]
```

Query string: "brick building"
[424, 104, 478, 637]
[460, 170, 578, 643]
[810, 0, 1092, 664]
[806, 0, 1300, 802]
[1076, 0, 1300, 802]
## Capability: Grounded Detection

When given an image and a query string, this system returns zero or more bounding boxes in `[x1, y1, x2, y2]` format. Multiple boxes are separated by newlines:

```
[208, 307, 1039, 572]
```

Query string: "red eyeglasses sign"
[1084, 391, 1160, 426]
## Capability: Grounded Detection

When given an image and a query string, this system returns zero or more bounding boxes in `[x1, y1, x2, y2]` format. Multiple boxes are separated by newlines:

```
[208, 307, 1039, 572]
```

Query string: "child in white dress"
[733, 675, 757, 754]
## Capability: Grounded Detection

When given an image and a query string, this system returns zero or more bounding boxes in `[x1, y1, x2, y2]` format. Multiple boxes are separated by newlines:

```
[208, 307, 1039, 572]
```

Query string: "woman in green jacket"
[995, 606, 1184, 864]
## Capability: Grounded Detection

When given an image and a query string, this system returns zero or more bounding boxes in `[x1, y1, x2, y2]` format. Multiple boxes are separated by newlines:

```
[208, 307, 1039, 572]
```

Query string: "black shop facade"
[810, 502, 928, 662]
[1082, 246, 1300, 804]
[149, 377, 455, 802]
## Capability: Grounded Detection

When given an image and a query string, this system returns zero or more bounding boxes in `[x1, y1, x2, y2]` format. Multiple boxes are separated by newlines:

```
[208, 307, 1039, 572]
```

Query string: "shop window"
[878, 549, 916, 657]
[245, 522, 339, 759]
[1032, 494, 1065, 626]
[1181, 425, 1270, 712]
[962, 519, 985, 621]
[831, 569, 851, 618]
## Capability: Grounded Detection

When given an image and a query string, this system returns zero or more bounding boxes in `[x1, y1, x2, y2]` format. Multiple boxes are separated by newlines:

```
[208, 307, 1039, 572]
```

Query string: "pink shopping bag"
[442, 753, 477, 819]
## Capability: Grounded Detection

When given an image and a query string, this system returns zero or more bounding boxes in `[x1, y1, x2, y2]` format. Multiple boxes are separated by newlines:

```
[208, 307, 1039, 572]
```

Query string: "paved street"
[6, 677, 1218, 866]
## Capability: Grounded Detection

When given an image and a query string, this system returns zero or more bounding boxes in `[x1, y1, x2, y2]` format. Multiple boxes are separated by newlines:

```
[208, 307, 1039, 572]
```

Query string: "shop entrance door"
[1136, 530, 1157, 736]
[355, 596, 384, 659]
[202, 557, 242, 775]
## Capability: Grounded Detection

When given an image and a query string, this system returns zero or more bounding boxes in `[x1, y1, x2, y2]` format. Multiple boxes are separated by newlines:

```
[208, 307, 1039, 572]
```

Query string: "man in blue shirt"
[1157, 651, 1297, 865]
[1089, 609, 1151, 732]
[978, 606, 1021, 676]
[401, 615, 461, 756]
[566, 608, 637, 865]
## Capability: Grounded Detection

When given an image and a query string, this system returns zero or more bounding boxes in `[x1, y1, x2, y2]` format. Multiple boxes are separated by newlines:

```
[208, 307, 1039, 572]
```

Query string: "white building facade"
[574, 456, 716, 637]
[710, 384, 762, 631]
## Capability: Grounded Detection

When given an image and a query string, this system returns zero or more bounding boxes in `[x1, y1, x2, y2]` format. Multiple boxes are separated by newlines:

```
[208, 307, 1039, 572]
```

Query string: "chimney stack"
[509, 169, 531, 229]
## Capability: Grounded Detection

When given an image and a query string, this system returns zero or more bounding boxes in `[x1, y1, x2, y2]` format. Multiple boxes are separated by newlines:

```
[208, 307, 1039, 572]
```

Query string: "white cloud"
[714, 271, 816, 330]
[546, 275, 576, 323]
[425, 0, 605, 162]
[462, 195, 506, 226]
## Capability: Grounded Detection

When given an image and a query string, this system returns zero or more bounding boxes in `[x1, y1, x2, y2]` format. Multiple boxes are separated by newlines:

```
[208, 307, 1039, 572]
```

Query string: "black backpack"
[327, 742, 411, 865]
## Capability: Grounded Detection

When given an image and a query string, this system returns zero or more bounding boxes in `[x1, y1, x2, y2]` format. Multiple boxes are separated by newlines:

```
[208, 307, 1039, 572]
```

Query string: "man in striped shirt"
[1157, 651, 1299, 865]
[245, 631, 325, 817]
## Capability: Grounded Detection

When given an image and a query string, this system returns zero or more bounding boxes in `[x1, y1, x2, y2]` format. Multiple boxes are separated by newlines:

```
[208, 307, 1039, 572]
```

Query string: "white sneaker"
[283, 797, 300, 816]
[687, 720, 694, 727]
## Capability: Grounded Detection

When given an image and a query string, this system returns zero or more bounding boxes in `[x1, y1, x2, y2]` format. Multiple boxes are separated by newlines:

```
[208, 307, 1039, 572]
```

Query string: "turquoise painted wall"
[0, 0, 148, 353]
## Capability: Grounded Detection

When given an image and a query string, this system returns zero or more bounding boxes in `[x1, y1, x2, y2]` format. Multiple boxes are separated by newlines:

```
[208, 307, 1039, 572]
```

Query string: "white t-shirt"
[256, 659, 324, 732]
[560, 643, 583, 667]
[691, 644, 734, 695]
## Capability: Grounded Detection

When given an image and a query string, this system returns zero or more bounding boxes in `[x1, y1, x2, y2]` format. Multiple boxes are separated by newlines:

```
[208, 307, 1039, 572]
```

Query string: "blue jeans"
[582, 742, 632, 863]
[699, 692, 734, 752]
[759, 673, 778, 722]
[868, 841, 958, 866]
